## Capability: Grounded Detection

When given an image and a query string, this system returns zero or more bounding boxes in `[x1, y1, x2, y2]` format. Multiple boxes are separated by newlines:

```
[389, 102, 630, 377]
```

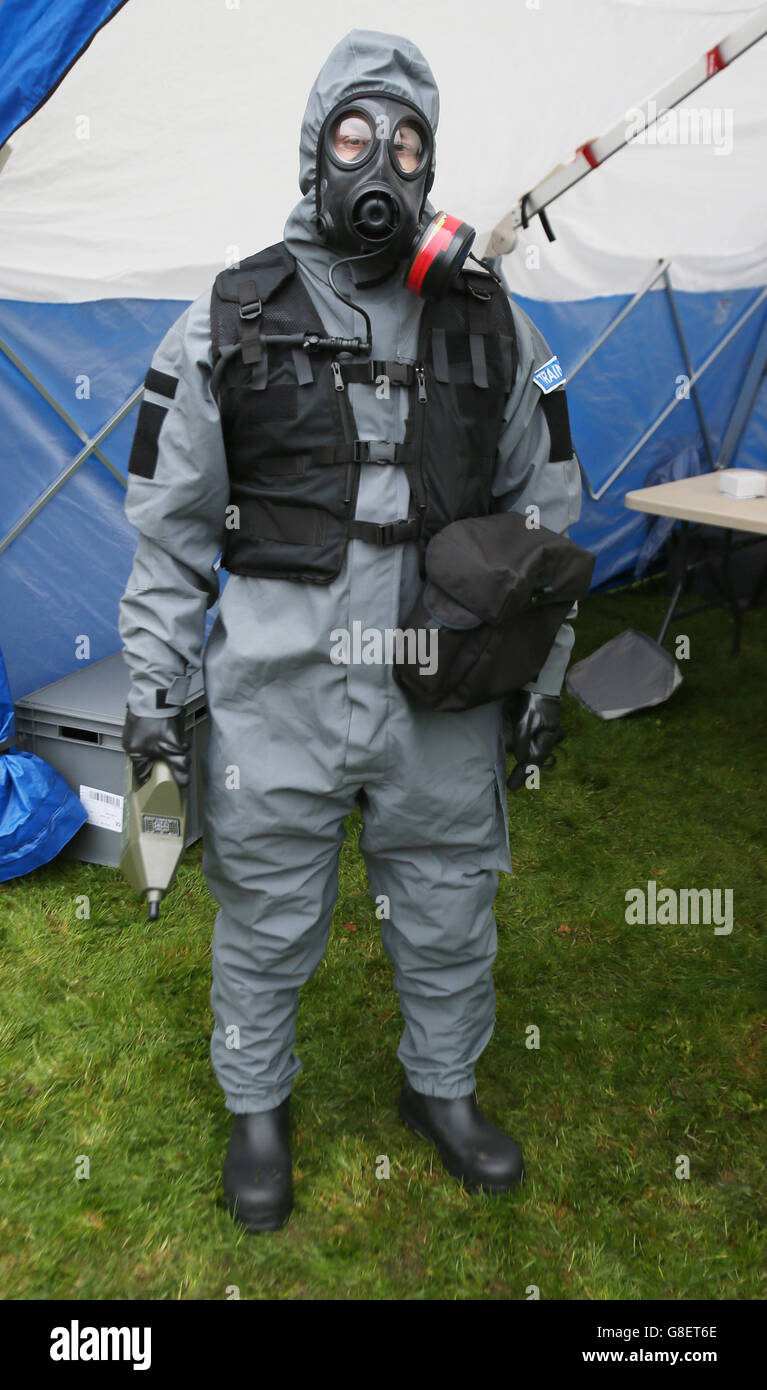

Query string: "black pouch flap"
[422, 579, 483, 631]
[423, 512, 594, 626]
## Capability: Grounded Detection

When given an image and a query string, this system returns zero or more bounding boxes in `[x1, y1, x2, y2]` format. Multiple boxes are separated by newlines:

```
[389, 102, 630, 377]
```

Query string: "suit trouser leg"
[204, 781, 355, 1115]
[358, 737, 509, 1098]
[362, 843, 500, 1098]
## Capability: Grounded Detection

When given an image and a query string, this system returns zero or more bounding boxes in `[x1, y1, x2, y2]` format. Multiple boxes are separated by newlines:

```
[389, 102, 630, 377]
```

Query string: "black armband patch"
[128, 400, 168, 479]
[541, 388, 573, 463]
[145, 368, 178, 399]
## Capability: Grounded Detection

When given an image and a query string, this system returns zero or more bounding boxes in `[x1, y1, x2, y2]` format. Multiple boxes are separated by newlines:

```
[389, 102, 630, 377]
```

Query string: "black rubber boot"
[399, 1077, 525, 1194]
[222, 1097, 293, 1232]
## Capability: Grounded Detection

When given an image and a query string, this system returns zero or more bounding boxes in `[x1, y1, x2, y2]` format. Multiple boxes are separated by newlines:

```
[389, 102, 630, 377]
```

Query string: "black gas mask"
[315, 92, 475, 299]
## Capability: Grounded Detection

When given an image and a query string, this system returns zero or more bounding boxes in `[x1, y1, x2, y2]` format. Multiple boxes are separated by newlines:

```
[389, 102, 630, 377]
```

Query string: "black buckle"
[372, 442, 397, 463]
[353, 440, 398, 464]
[239, 297, 262, 320]
[392, 363, 414, 386]
[374, 361, 412, 386]
[376, 519, 418, 544]
[349, 517, 420, 546]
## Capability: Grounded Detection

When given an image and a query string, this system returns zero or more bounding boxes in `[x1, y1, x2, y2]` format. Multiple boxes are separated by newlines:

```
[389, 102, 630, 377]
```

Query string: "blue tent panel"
[0, 297, 186, 703]
[517, 287, 767, 586]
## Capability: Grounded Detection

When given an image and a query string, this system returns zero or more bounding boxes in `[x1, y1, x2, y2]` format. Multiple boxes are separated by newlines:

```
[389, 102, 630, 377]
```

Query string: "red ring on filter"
[406, 212, 476, 298]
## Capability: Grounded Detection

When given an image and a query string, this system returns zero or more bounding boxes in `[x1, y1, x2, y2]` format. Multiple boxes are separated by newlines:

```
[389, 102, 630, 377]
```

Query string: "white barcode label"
[79, 784, 124, 833]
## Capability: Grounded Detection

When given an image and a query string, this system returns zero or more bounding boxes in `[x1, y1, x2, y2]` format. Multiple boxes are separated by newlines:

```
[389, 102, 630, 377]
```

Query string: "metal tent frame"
[558, 259, 767, 655]
[563, 260, 767, 502]
[0, 333, 134, 557]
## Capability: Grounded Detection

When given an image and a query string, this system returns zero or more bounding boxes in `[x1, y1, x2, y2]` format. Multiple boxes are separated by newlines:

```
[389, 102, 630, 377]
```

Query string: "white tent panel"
[0, 0, 765, 302]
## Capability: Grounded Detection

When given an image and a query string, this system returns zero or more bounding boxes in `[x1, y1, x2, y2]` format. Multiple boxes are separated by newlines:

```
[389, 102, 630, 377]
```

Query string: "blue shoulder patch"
[533, 355, 566, 395]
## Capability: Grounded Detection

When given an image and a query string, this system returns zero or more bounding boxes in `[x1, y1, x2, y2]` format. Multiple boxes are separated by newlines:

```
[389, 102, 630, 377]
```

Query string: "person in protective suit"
[119, 29, 583, 1232]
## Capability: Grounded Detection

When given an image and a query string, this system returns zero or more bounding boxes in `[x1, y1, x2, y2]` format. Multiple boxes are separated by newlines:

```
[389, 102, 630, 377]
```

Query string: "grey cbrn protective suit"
[119, 30, 582, 1114]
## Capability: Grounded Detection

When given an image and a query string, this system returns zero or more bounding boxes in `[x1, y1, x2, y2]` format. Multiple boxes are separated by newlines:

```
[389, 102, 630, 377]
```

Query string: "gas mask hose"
[327, 252, 376, 353]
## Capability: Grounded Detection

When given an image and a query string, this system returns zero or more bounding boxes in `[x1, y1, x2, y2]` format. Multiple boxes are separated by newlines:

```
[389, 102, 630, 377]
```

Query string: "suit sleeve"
[118, 290, 230, 718]
[491, 297, 583, 697]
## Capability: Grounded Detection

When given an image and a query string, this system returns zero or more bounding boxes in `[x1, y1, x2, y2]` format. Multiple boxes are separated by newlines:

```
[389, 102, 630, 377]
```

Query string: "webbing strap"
[291, 348, 314, 386]
[253, 442, 411, 473]
[469, 334, 489, 389]
[431, 328, 450, 383]
[339, 360, 415, 387]
[155, 673, 191, 710]
[238, 281, 263, 365]
[347, 518, 422, 547]
[312, 441, 412, 466]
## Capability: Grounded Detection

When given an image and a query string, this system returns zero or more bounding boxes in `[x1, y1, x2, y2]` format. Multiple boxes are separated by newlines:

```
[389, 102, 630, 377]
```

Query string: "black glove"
[503, 691, 563, 791]
[122, 708, 191, 789]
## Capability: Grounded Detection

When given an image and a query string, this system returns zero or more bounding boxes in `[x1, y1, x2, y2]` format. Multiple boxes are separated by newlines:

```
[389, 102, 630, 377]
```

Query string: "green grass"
[1, 574, 765, 1300]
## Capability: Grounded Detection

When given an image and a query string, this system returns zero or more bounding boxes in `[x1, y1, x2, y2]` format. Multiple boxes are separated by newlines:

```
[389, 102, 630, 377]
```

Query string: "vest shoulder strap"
[210, 241, 297, 362]
[458, 265, 516, 330]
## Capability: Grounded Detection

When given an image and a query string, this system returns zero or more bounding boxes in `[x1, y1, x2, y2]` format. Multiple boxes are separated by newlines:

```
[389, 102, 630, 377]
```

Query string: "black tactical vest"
[210, 242, 518, 583]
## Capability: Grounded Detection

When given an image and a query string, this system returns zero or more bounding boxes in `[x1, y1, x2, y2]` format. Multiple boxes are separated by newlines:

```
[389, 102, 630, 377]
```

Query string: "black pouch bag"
[393, 512, 595, 712]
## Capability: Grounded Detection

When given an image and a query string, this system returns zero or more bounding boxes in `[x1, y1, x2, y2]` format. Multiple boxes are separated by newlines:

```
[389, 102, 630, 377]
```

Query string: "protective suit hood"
[297, 29, 440, 199]
[286, 31, 441, 283]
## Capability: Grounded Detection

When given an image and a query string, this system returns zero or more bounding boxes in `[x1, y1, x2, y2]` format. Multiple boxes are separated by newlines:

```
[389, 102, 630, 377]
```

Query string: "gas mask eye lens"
[330, 113, 374, 164]
[392, 121, 424, 174]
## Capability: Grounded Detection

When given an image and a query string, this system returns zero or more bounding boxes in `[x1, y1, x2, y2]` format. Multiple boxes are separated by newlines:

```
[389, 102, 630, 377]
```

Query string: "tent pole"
[662, 266, 717, 469]
[568, 259, 670, 383]
[0, 333, 128, 485]
[0, 336, 138, 555]
[580, 287, 767, 502]
[716, 311, 767, 471]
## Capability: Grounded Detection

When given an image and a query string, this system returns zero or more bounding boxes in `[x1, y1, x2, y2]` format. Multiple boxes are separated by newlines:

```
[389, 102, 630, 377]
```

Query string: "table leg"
[747, 550, 767, 609]
[720, 528, 743, 655]
[657, 520, 689, 647]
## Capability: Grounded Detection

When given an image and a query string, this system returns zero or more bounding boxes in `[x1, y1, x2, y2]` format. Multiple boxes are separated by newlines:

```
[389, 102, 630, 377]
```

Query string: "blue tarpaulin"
[0, 0, 129, 146]
[0, 646, 87, 881]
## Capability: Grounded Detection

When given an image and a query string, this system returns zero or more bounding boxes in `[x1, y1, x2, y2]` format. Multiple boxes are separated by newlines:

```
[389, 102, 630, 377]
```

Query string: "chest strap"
[255, 442, 412, 473]
[347, 518, 422, 546]
[314, 440, 412, 465]
[337, 360, 415, 387]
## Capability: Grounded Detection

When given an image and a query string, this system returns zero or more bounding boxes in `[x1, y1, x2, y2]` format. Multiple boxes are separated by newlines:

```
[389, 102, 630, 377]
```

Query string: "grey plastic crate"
[14, 653, 208, 867]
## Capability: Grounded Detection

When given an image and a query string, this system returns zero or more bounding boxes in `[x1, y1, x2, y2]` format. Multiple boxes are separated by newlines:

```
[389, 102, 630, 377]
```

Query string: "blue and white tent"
[1, 0, 766, 706]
